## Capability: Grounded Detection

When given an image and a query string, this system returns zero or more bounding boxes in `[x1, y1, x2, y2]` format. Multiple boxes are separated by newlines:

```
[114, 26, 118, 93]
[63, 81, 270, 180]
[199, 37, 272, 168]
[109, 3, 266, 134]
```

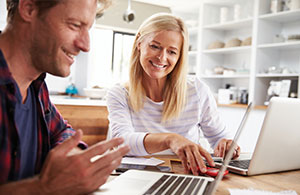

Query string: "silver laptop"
[216, 97, 300, 176]
[93, 103, 253, 195]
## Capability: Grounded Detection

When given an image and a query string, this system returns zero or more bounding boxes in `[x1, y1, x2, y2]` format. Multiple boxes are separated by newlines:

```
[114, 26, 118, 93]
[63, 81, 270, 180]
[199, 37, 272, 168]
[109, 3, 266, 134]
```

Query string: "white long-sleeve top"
[106, 77, 230, 156]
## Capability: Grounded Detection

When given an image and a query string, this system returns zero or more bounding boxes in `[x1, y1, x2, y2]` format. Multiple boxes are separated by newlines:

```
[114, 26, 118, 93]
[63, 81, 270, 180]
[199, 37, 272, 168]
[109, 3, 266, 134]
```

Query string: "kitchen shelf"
[259, 9, 300, 23]
[174, 0, 300, 106]
[188, 50, 198, 55]
[256, 73, 299, 78]
[201, 74, 250, 79]
[258, 41, 300, 50]
[203, 18, 253, 31]
[203, 46, 251, 54]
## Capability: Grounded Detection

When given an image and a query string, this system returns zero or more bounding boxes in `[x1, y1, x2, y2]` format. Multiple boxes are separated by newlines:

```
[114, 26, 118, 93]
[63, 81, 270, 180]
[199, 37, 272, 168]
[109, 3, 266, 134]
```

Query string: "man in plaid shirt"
[0, 0, 129, 194]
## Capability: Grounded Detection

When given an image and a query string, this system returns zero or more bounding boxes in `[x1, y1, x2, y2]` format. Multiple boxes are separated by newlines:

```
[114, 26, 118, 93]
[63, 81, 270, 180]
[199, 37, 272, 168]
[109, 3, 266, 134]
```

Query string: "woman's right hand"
[166, 134, 215, 176]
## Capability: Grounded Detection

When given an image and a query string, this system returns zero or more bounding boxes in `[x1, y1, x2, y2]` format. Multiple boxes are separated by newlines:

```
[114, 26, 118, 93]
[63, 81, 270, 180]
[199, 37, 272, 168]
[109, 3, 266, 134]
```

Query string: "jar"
[239, 89, 248, 104]
[270, 0, 282, 13]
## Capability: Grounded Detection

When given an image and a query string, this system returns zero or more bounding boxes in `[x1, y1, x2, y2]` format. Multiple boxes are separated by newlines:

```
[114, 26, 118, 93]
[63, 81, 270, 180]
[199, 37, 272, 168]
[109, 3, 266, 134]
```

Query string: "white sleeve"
[195, 78, 231, 149]
[106, 85, 149, 156]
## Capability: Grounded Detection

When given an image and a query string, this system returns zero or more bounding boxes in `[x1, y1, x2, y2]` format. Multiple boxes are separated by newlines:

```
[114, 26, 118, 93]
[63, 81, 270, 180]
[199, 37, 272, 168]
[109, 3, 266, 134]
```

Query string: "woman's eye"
[150, 44, 159, 49]
[169, 50, 177, 55]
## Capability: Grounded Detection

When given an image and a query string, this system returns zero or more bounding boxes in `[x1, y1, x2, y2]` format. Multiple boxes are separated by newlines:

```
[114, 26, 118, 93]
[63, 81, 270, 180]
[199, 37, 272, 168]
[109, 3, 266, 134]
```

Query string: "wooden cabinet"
[55, 104, 109, 146]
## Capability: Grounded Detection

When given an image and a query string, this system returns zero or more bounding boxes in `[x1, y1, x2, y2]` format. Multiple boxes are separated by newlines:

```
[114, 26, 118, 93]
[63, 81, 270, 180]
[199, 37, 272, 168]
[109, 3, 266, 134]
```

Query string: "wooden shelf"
[218, 103, 248, 108]
[218, 103, 268, 110]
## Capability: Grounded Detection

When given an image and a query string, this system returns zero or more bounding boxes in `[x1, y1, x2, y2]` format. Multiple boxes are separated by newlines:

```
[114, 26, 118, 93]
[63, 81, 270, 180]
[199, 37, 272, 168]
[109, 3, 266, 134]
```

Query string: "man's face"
[30, 0, 97, 77]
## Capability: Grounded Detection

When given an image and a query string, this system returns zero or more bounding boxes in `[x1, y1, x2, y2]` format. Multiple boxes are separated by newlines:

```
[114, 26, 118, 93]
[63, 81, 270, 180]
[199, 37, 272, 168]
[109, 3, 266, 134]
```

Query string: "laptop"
[93, 103, 253, 195]
[215, 97, 300, 176]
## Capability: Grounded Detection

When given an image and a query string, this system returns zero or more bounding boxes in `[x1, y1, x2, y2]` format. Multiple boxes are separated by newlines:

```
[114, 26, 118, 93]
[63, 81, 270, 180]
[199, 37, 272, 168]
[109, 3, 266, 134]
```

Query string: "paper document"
[229, 188, 297, 195]
[121, 157, 164, 166]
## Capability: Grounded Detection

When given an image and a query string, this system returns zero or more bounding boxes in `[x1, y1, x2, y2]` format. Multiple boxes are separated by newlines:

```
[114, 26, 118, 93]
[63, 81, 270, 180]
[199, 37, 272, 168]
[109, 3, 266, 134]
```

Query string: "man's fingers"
[83, 137, 125, 160]
[52, 130, 83, 156]
[92, 145, 130, 172]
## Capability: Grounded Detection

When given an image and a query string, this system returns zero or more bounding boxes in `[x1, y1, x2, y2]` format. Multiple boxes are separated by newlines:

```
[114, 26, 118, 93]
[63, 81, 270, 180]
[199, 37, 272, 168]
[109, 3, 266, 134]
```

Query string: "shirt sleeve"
[39, 82, 87, 149]
[106, 85, 149, 156]
[195, 78, 231, 149]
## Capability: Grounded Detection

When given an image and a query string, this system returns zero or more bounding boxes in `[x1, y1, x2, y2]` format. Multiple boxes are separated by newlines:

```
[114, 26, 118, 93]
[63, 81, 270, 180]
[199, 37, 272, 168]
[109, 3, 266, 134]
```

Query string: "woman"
[106, 13, 240, 175]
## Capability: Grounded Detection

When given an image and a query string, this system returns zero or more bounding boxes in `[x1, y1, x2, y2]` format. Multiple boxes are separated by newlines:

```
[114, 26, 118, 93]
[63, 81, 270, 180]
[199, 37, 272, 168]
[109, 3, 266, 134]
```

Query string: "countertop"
[50, 95, 107, 106]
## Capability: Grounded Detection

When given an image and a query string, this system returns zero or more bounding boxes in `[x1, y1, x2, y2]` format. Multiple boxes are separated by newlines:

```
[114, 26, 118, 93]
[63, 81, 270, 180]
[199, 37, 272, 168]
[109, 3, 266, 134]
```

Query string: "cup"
[234, 4, 241, 20]
[290, 0, 300, 10]
[270, 0, 282, 13]
[220, 7, 229, 23]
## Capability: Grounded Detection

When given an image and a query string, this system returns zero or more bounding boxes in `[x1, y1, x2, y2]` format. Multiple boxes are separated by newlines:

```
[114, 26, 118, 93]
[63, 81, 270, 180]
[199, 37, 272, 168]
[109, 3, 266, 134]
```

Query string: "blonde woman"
[107, 13, 240, 175]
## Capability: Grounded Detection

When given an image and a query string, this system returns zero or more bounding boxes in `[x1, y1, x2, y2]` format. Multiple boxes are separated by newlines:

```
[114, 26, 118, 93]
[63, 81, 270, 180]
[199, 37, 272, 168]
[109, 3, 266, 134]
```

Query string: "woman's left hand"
[214, 139, 240, 159]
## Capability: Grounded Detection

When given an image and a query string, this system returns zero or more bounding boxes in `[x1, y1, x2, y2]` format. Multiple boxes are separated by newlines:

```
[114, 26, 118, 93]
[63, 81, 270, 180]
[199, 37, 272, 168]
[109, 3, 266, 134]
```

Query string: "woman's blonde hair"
[128, 13, 189, 122]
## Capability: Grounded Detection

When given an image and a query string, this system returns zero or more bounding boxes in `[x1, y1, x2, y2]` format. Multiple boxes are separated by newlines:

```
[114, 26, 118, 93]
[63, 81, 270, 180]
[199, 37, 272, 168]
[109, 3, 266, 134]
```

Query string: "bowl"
[83, 88, 107, 99]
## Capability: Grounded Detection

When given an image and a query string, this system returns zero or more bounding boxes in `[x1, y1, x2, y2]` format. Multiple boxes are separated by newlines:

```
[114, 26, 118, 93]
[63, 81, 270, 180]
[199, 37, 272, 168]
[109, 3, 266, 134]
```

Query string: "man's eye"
[69, 23, 81, 30]
[73, 24, 80, 28]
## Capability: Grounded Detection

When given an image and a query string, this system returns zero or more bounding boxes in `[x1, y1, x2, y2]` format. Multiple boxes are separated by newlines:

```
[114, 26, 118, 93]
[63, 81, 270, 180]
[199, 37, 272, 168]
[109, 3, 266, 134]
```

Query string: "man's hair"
[6, 0, 111, 23]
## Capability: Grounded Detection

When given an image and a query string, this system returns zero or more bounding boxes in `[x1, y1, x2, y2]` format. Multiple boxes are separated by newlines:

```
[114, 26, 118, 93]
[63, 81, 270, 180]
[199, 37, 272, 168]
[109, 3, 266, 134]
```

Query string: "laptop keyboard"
[143, 175, 211, 195]
[229, 159, 250, 169]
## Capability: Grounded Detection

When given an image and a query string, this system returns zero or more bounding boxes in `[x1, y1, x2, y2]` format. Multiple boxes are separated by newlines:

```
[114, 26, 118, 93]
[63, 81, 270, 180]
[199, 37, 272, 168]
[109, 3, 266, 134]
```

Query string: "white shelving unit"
[174, 0, 300, 107]
[172, 6, 201, 75]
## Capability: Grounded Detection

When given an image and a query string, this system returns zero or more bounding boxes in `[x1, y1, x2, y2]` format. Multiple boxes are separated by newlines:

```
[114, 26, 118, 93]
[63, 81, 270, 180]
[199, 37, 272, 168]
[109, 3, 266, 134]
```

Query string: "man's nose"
[75, 30, 90, 52]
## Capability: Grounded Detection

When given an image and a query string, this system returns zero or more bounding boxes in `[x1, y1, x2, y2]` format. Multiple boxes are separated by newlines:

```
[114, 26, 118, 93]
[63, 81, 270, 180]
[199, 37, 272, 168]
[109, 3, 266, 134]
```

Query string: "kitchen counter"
[50, 95, 108, 146]
[50, 95, 106, 106]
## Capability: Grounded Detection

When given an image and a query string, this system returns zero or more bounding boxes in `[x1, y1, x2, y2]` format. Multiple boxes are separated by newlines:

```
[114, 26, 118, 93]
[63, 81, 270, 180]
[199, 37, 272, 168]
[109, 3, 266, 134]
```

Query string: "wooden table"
[154, 155, 300, 194]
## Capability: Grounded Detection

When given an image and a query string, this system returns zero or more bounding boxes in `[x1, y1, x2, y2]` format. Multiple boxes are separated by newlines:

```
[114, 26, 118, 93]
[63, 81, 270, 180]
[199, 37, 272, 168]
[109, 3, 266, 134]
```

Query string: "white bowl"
[83, 88, 107, 99]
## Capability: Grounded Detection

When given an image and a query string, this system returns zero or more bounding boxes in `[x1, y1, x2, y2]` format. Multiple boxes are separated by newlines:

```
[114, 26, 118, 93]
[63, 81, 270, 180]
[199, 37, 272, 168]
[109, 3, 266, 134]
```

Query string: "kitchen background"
[1, 0, 299, 152]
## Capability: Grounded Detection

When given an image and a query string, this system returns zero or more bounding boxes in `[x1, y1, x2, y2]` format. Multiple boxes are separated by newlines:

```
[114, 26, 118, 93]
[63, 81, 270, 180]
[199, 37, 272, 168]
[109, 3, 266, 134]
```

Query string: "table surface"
[153, 155, 300, 194]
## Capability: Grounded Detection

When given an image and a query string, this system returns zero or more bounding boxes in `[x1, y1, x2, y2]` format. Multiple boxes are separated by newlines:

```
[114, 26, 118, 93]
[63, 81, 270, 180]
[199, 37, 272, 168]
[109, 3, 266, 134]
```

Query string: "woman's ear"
[18, 0, 38, 22]
[137, 42, 141, 51]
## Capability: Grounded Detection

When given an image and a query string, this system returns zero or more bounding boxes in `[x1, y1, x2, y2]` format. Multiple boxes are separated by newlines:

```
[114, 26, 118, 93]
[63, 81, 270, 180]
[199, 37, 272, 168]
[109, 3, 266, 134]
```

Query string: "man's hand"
[214, 138, 240, 160]
[39, 130, 129, 194]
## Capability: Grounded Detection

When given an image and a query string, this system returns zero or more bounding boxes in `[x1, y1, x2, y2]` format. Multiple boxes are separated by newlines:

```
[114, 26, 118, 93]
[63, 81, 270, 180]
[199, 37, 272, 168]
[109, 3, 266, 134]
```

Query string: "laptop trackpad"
[95, 177, 153, 194]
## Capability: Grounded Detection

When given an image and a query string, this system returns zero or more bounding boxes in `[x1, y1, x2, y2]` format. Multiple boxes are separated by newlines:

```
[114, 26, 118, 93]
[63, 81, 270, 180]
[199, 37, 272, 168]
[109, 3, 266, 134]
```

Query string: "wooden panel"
[55, 104, 108, 146]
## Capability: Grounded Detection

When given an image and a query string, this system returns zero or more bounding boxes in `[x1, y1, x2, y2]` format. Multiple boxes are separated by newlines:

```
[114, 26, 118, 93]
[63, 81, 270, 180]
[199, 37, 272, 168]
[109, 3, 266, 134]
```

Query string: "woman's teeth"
[152, 62, 166, 68]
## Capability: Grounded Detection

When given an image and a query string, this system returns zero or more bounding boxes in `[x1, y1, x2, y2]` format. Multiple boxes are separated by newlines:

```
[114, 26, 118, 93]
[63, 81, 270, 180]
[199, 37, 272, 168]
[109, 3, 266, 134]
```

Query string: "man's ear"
[18, 0, 38, 22]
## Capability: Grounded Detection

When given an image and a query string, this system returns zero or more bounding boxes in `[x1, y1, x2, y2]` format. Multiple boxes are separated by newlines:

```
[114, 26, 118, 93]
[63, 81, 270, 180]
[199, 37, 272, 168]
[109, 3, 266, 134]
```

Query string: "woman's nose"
[157, 49, 167, 62]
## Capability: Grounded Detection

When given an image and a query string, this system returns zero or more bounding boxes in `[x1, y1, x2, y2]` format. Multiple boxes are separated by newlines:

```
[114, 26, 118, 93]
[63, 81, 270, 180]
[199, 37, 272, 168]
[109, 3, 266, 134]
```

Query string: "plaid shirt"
[0, 50, 78, 183]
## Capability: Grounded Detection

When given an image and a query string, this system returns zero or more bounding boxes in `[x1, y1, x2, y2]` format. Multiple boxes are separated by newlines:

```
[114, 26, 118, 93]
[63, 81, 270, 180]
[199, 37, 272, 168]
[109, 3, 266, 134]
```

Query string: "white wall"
[0, 1, 7, 30]
[96, 0, 170, 32]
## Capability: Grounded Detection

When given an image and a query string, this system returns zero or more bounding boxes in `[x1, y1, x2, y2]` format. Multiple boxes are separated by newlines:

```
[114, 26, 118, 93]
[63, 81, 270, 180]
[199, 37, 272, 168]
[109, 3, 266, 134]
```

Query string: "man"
[0, 0, 129, 194]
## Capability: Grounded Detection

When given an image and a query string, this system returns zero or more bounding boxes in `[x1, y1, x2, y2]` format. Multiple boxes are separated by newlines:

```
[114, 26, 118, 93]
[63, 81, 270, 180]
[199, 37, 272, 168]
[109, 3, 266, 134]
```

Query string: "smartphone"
[211, 153, 223, 162]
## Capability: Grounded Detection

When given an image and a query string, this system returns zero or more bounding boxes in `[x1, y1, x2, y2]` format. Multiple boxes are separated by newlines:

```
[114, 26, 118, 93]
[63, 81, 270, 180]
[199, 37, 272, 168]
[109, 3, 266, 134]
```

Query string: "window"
[111, 31, 135, 84]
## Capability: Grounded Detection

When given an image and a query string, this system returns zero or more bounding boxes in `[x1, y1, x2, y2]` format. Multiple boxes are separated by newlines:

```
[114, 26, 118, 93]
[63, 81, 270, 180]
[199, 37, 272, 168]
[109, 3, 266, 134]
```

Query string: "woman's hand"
[214, 138, 240, 160]
[166, 134, 215, 176]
